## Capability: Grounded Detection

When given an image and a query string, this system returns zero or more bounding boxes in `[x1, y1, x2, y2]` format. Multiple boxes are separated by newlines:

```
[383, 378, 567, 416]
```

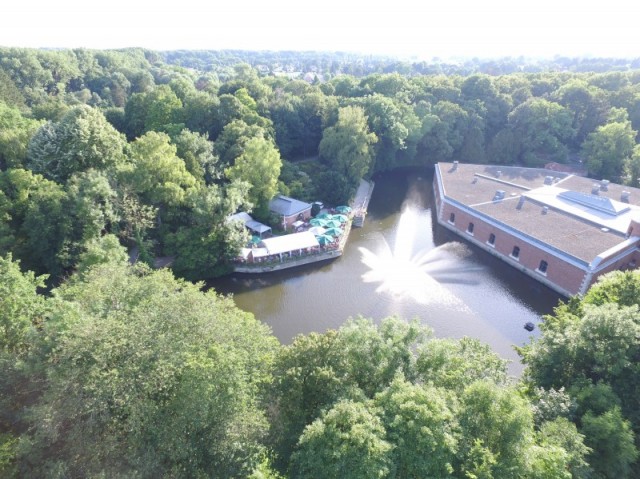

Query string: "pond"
[210, 168, 564, 375]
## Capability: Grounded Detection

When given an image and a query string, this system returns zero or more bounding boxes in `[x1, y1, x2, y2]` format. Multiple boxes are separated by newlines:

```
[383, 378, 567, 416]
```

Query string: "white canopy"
[260, 231, 319, 255]
[250, 247, 269, 259]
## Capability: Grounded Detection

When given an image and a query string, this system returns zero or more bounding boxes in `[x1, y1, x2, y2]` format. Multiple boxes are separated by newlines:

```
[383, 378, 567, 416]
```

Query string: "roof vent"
[544, 176, 553, 185]
[542, 206, 549, 215]
[591, 184, 600, 195]
[621, 191, 630, 203]
[493, 190, 505, 201]
[452, 160, 459, 171]
[496, 170, 502, 178]
[516, 196, 526, 210]
[600, 179, 610, 191]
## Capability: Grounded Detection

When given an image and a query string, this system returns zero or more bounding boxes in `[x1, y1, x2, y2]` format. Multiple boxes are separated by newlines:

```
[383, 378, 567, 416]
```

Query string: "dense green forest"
[2, 244, 640, 477]
[2, 47, 640, 477]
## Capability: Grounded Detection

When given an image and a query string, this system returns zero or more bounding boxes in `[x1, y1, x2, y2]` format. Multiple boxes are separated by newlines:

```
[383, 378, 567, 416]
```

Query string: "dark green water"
[210, 168, 563, 374]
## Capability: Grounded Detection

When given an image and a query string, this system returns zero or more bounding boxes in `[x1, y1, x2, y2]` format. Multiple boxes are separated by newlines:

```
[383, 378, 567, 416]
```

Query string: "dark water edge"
[209, 167, 564, 376]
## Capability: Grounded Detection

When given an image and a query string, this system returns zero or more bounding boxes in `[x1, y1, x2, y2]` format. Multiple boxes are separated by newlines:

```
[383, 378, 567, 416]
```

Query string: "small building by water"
[433, 161, 640, 297]
[269, 195, 312, 231]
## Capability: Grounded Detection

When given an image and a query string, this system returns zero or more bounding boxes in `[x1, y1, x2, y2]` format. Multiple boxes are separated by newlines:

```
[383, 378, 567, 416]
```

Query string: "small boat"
[524, 322, 535, 332]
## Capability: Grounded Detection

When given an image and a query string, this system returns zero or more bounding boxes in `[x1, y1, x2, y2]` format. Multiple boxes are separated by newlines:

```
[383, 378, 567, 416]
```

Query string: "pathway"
[352, 178, 375, 227]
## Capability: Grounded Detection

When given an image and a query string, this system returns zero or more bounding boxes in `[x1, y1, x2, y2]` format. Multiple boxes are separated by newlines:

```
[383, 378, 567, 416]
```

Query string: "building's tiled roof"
[437, 162, 640, 264]
[269, 195, 312, 217]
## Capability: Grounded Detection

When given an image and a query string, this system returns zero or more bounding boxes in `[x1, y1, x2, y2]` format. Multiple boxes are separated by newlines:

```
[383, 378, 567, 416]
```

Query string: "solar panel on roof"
[558, 190, 631, 216]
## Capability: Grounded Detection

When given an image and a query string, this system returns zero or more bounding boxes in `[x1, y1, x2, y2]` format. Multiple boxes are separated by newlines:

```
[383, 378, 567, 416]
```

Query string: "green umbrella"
[316, 213, 332, 220]
[335, 205, 352, 214]
[324, 219, 342, 228]
[332, 214, 349, 223]
[324, 227, 344, 237]
[315, 234, 334, 245]
[310, 218, 328, 227]
[249, 235, 261, 245]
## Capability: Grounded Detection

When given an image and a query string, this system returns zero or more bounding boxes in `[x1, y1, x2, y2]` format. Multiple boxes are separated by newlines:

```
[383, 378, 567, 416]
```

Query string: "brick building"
[269, 194, 312, 231]
[433, 162, 640, 297]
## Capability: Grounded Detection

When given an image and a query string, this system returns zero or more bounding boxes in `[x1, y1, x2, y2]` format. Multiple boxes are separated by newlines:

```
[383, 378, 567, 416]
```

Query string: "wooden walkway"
[352, 179, 375, 227]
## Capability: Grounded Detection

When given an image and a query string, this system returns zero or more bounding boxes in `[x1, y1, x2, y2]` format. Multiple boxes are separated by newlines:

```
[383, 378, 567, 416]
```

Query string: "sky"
[2, 0, 640, 60]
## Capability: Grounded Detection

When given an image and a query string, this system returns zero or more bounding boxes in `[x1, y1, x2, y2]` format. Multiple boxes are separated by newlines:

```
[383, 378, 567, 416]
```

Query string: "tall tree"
[172, 128, 218, 184]
[624, 144, 640, 187]
[507, 98, 575, 166]
[0, 254, 49, 477]
[225, 136, 282, 217]
[21, 261, 278, 478]
[457, 381, 534, 478]
[551, 79, 609, 147]
[289, 399, 392, 479]
[214, 119, 271, 168]
[521, 271, 640, 477]
[0, 102, 43, 170]
[318, 106, 376, 203]
[374, 377, 457, 478]
[582, 108, 637, 180]
[27, 105, 127, 182]
[319, 105, 377, 182]
[416, 336, 509, 394]
[356, 95, 411, 172]
[123, 131, 197, 208]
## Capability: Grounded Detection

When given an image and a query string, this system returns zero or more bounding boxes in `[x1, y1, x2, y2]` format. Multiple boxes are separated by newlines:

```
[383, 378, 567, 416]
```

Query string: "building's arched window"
[449, 212, 455, 224]
[467, 222, 474, 234]
[511, 246, 520, 259]
[538, 260, 548, 274]
[488, 233, 496, 246]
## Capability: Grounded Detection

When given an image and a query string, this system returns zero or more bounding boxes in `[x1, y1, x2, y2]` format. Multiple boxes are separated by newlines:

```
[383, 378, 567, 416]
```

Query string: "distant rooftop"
[437, 162, 640, 264]
[269, 195, 312, 217]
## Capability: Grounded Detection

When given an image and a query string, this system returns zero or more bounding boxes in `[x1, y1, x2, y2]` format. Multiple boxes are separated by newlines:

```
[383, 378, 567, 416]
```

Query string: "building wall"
[433, 164, 640, 297]
[438, 201, 587, 297]
[588, 246, 640, 288]
[283, 208, 312, 230]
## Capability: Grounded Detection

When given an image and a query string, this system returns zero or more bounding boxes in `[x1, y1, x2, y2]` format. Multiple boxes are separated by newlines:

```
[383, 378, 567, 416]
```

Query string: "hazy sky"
[3, 0, 639, 59]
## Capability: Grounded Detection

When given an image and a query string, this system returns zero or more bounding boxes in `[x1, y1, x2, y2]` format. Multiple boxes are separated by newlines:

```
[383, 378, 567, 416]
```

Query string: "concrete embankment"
[233, 248, 342, 273]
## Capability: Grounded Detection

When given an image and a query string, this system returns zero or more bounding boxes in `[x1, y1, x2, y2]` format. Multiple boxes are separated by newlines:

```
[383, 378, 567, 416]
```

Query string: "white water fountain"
[360, 205, 481, 308]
